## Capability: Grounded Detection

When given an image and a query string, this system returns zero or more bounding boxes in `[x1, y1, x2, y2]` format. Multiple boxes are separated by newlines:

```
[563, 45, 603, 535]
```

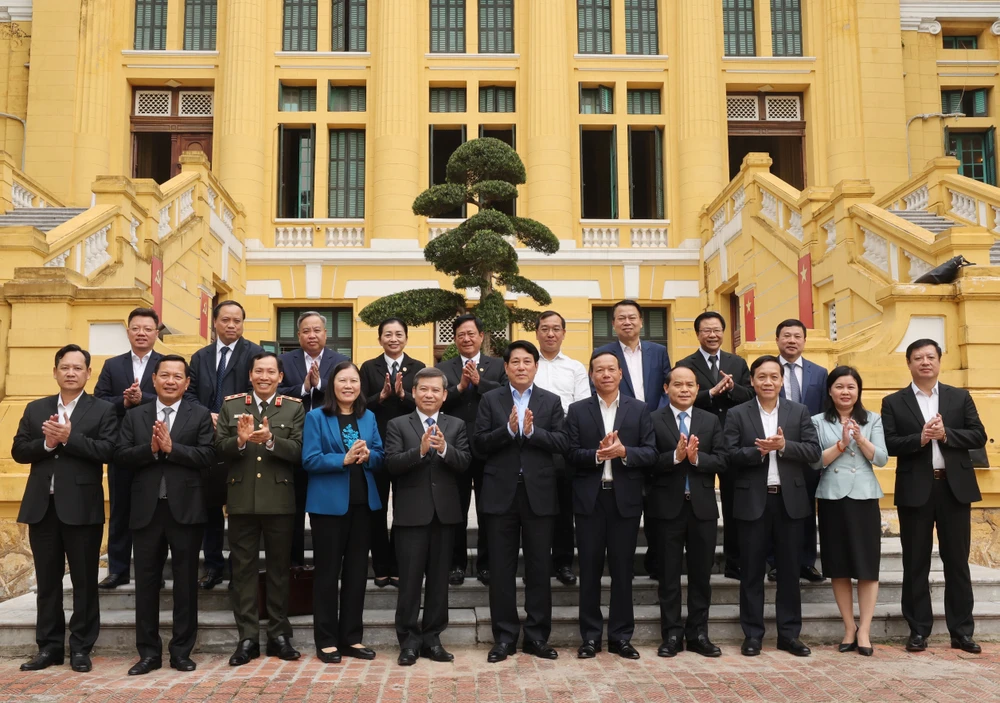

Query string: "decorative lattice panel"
[134, 90, 171, 116]
[435, 316, 457, 346]
[726, 96, 759, 121]
[179, 91, 214, 116]
[764, 95, 801, 121]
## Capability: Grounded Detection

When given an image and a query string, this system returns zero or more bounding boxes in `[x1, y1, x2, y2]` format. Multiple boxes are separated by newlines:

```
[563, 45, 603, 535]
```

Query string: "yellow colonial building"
[1, 0, 1000, 596]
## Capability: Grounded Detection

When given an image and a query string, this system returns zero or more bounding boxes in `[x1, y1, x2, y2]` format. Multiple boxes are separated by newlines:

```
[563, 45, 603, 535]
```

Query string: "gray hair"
[297, 311, 327, 331]
[413, 367, 447, 387]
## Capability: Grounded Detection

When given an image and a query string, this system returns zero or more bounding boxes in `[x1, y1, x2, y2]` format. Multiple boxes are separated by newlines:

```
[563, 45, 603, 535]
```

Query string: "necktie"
[391, 361, 399, 379]
[708, 355, 719, 384]
[425, 416, 436, 428]
[260, 399, 268, 415]
[158, 407, 173, 499]
[786, 362, 801, 403]
[678, 411, 690, 493]
[213, 346, 230, 413]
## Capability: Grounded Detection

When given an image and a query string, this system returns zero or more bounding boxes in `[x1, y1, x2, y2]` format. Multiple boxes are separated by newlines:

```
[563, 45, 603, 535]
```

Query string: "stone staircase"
[2, 514, 1000, 655]
[886, 209, 960, 235]
[0, 207, 87, 232]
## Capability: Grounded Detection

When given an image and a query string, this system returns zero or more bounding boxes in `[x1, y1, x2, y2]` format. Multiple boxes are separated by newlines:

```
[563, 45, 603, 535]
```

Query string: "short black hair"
[54, 344, 91, 368]
[588, 350, 620, 373]
[611, 299, 642, 318]
[665, 364, 697, 386]
[905, 338, 943, 362]
[322, 361, 367, 417]
[250, 351, 283, 374]
[823, 366, 869, 426]
[504, 340, 540, 363]
[694, 311, 726, 333]
[537, 311, 566, 328]
[378, 317, 409, 337]
[154, 354, 190, 377]
[453, 314, 483, 335]
[128, 307, 160, 327]
[775, 319, 807, 338]
[213, 300, 246, 320]
[750, 354, 783, 377]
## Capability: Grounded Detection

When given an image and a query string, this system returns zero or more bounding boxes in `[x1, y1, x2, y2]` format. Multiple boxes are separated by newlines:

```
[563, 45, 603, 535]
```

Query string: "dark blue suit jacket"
[593, 341, 671, 413]
[277, 347, 350, 413]
[94, 350, 162, 420]
[779, 357, 828, 416]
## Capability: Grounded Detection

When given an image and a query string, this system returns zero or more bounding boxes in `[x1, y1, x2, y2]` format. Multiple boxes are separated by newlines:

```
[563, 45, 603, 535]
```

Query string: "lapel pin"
[479, 367, 484, 373]
[275, 396, 283, 407]
[245, 396, 252, 405]
[402, 367, 407, 373]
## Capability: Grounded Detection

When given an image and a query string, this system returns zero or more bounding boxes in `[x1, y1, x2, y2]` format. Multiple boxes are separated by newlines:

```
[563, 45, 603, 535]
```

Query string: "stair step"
[0, 208, 88, 233]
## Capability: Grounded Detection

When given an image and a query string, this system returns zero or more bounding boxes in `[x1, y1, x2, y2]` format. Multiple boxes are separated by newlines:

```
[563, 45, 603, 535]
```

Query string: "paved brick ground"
[0, 644, 997, 702]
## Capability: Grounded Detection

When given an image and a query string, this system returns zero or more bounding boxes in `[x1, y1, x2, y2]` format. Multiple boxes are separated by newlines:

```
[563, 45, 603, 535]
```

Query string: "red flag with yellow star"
[743, 288, 756, 342]
[797, 253, 814, 328]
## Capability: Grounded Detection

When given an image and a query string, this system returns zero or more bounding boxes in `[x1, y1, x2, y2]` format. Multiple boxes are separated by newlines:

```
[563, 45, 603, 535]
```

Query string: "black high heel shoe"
[838, 626, 859, 653]
[857, 631, 874, 657]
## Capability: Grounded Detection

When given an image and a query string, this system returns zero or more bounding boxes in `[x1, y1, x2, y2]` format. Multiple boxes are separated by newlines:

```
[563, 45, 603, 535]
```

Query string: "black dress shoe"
[608, 640, 640, 660]
[317, 649, 342, 663]
[228, 579, 234, 591]
[800, 566, 825, 582]
[98, 572, 129, 589]
[199, 568, 223, 590]
[389, 577, 400, 588]
[127, 657, 162, 676]
[449, 567, 465, 586]
[686, 634, 722, 658]
[522, 640, 558, 659]
[421, 645, 454, 662]
[20, 650, 63, 671]
[724, 566, 741, 580]
[266, 635, 300, 661]
[70, 652, 92, 672]
[477, 569, 491, 586]
[229, 639, 261, 666]
[577, 640, 600, 659]
[906, 633, 927, 652]
[777, 638, 811, 657]
[951, 635, 982, 654]
[858, 644, 874, 657]
[398, 648, 418, 666]
[487, 642, 515, 663]
[657, 636, 682, 658]
[741, 638, 762, 656]
[647, 572, 661, 581]
[839, 627, 858, 653]
[343, 645, 376, 660]
[766, 567, 777, 582]
[555, 566, 577, 585]
[170, 656, 197, 671]
[373, 576, 391, 588]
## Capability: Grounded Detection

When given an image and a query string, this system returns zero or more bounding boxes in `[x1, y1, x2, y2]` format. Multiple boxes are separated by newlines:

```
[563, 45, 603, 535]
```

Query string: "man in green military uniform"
[216, 352, 305, 666]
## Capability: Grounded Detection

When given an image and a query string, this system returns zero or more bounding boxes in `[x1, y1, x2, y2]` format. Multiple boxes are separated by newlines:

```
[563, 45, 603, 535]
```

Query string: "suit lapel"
[937, 383, 956, 417]
[587, 397, 605, 438]
[71, 392, 94, 422]
[777, 401, 792, 438]
[613, 397, 627, 432]
[689, 351, 712, 384]
[169, 401, 192, 438]
[748, 401, 767, 438]
[614, 346, 635, 397]
[658, 408, 680, 442]
[222, 339, 244, 383]
[139, 352, 159, 390]
[901, 386, 927, 426]
[319, 349, 339, 385]
[408, 411, 426, 441]
[686, 407, 701, 437]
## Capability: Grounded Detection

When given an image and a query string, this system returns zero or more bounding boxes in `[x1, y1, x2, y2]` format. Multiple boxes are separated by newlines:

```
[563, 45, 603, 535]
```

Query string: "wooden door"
[170, 133, 213, 177]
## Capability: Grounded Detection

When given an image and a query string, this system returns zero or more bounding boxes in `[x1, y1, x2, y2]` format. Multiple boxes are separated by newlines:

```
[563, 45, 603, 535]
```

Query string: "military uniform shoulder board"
[224, 393, 248, 402]
[279, 395, 302, 404]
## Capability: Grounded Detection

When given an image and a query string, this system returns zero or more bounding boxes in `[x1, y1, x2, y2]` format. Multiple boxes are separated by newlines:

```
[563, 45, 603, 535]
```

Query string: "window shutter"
[646, 309, 666, 338]
[278, 310, 297, 339]
[625, 0, 658, 55]
[283, 0, 317, 51]
[350, 0, 367, 51]
[654, 127, 664, 219]
[986, 128, 997, 186]
[770, 0, 801, 57]
[430, 88, 467, 113]
[578, 0, 611, 54]
[183, 0, 217, 51]
[599, 85, 614, 114]
[135, 0, 168, 50]
[329, 130, 366, 218]
[975, 89, 988, 117]
[332, 0, 346, 50]
[431, 0, 465, 53]
[627, 89, 660, 114]
[480, 0, 513, 53]
[593, 309, 610, 338]
[723, 0, 756, 57]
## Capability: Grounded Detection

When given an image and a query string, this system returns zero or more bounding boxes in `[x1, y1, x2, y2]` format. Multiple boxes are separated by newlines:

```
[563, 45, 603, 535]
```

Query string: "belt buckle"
[684, 493, 692, 501]
[601, 480, 613, 490]
[767, 485, 780, 494]
[933, 469, 946, 480]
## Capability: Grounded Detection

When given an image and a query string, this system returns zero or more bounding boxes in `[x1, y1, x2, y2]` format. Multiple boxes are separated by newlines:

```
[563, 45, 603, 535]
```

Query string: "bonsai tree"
[359, 138, 559, 356]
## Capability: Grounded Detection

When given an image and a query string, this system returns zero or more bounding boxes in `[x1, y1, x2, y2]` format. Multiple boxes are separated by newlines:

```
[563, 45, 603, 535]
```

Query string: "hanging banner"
[798, 253, 814, 329]
[743, 288, 756, 342]
[150, 257, 163, 320]
[200, 292, 211, 339]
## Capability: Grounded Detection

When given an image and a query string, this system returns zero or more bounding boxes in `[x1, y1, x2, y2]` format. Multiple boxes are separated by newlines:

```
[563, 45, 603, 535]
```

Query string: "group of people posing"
[11, 299, 987, 674]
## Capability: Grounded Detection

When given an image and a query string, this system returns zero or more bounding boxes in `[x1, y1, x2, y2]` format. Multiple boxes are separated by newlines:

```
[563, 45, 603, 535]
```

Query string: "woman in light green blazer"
[812, 366, 887, 657]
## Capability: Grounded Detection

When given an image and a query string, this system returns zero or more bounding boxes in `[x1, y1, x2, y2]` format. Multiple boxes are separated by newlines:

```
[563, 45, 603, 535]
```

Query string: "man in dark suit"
[881, 338, 987, 655]
[475, 341, 568, 663]
[360, 317, 427, 588]
[649, 365, 727, 658]
[565, 351, 657, 660]
[384, 367, 471, 666]
[94, 307, 163, 589]
[12, 345, 118, 673]
[724, 355, 821, 658]
[771, 318, 829, 583]
[438, 314, 507, 585]
[592, 299, 671, 580]
[185, 300, 263, 590]
[676, 311, 752, 580]
[277, 310, 349, 566]
[116, 355, 215, 676]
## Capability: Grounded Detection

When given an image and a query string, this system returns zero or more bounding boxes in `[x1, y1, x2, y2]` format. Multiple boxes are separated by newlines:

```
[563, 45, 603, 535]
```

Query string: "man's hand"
[379, 372, 392, 401]
[154, 419, 173, 454]
[508, 405, 519, 435]
[123, 380, 142, 408]
[755, 427, 785, 454]
[248, 416, 273, 445]
[685, 435, 700, 464]
[674, 433, 689, 462]
[465, 361, 481, 387]
[211, 412, 219, 430]
[236, 413, 254, 446]
[304, 363, 321, 392]
[709, 372, 734, 398]
[598, 431, 625, 461]
[921, 415, 944, 445]
[428, 425, 447, 454]
[42, 413, 70, 448]
[523, 409, 534, 436]
[420, 425, 433, 456]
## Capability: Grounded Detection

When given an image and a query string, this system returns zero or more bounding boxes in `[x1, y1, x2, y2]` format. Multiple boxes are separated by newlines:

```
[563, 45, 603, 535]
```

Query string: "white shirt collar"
[670, 404, 693, 420]
[253, 391, 277, 407]
[217, 339, 238, 355]
[384, 353, 404, 368]
[598, 393, 620, 411]
[756, 398, 780, 416]
[131, 350, 152, 362]
[911, 381, 940, 398]
[461, 352, 481, 366]
[511, 384, 534, 400]
[155, 398, 181, 414]
[699, 347, 721, 364]
[57, 393, 83, 412]
[780, 355, 802, 369]
[539, 350, 568, 363]
[416, 409, 440, 426]
[305, 349, 324, 363]
[620, 340, 642, 355]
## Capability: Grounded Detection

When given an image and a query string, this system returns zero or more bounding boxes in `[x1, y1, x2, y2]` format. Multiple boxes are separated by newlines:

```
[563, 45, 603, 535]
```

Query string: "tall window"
[329, 130, 366, 218]
[480, 0, 513, 53]
[277, 127, 315, 218]
[430, 126, 467, 217]
[948, 129, 996, 186]
[283, 0, 318, 51]
[135, 0, 168, 50]
[480, 86, 515, 112]
[627, 89, 661, 114]
[183, 0, 217, 50]
[277, 308, 353, 357]
[431, 0, 466, 53]
[592, 306, 667, 348]
[942, 89, 989, 117]
[279, 85, 317, 112]
[771, 0, 801, 57]
[578, 0, 612, 54]
[625, 0, 658, 55]
[723, 0, 755, 57]
[628, 127, 664, 219]
[332, 0, 367, 51]
[580, 128, 617, 219]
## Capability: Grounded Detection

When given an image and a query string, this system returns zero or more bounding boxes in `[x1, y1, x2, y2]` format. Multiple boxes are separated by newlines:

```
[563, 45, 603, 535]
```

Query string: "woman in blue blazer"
[302, 360, 384, 663]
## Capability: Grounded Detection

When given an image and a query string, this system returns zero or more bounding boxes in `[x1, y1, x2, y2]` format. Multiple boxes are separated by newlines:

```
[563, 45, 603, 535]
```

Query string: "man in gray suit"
[384, 367, 471, 667]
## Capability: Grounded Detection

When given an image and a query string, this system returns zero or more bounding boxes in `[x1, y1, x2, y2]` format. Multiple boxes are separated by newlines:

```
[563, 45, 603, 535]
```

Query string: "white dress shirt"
[536, 351, 590, 413]
[757, 399, 781, 485]
[460, 353, 482, 368]
[384, 353, 404, 375]
[596, 393, 619, 481]
[669, 404, 697, 467]
[620, 341, 645, 402]
[416, 409, 447, 458]
[216, 339, 238, 370]
[911, 382, 946, 469]
[155, 398, 181, 498]
[44, 392, 83, 492]
[302, 349, 324, 396]
[131, 350, 152, 384]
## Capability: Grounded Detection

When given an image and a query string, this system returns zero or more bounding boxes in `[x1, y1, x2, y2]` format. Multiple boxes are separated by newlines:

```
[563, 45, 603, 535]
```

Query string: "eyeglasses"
[537, 326, 563, 334]
[700, 328, 724, 336]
